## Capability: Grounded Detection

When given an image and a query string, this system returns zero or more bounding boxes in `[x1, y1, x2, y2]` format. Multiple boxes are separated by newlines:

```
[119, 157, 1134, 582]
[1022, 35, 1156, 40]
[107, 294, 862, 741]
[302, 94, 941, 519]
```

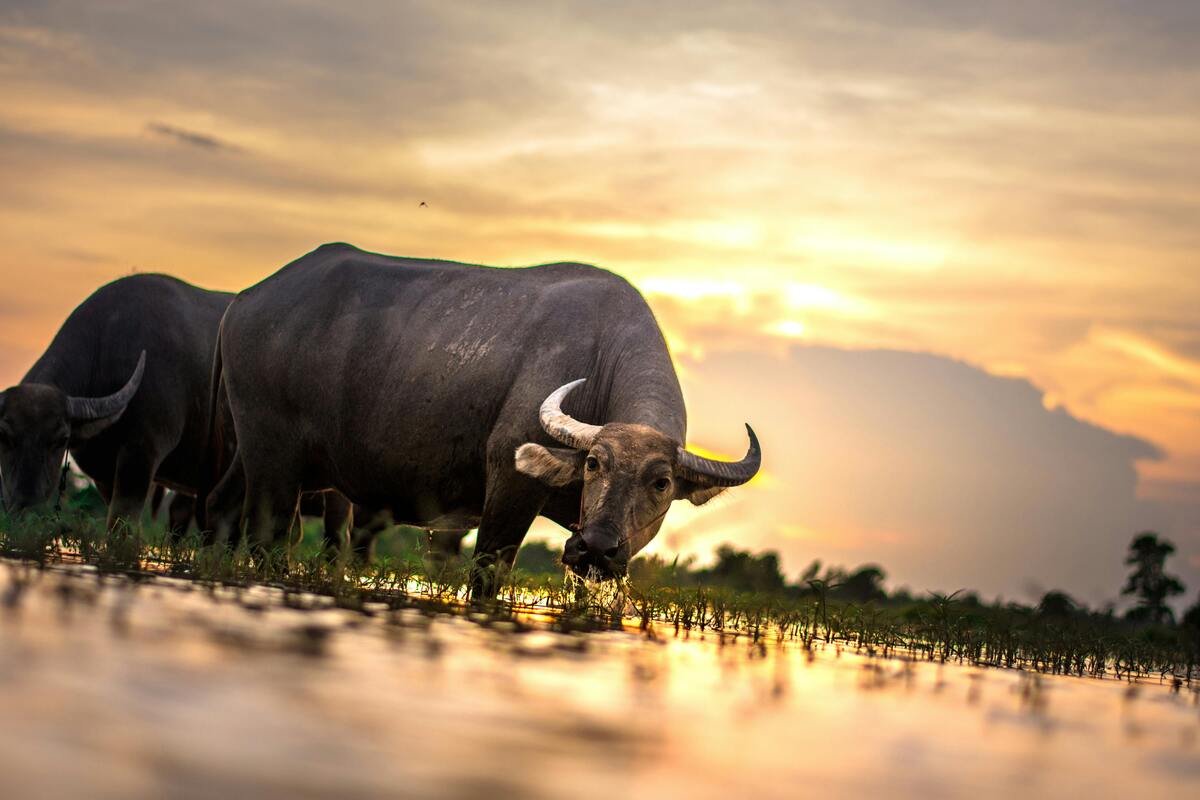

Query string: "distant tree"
[1183, 594, 1200, 632]
[629, 553, 697, 585]
[820, 565, 849, 586]
[373, 526, 426, 560]
[833, 565, 887, 602]
[698, 545, 787, 594]
[1121, 532, 1185, 624]
[957, 591, 983, 608]
[514, 541, 562, 575]
[1037, 590, 1078, 618]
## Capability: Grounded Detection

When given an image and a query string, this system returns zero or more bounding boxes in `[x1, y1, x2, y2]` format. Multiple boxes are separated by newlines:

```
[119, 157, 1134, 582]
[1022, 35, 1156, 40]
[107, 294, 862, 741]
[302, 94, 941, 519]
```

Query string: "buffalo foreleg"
[106, 450, 157, 532]
[470, 476, 544, 601]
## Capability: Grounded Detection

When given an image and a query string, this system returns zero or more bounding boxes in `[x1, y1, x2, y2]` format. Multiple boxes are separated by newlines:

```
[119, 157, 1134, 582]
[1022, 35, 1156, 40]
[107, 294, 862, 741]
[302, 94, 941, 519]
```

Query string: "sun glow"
[788, 228, 949, 272]
[639, 278, 749, 302]
[784, 284, 871, 316]
[771, 319, 807, 338]
[575, 219, 763, 249]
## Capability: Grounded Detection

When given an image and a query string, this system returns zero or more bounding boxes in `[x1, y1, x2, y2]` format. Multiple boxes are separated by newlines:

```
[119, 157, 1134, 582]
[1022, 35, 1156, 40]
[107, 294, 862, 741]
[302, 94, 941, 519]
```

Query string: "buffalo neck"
[593, 333, 687, 446]
[22, 347, 92, 397]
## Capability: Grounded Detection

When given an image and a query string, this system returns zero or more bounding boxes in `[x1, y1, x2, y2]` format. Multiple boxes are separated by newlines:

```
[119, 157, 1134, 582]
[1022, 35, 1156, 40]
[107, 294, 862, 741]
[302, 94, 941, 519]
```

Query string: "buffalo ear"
[514, 443, 583, 487]
[674, 478, 726, 507]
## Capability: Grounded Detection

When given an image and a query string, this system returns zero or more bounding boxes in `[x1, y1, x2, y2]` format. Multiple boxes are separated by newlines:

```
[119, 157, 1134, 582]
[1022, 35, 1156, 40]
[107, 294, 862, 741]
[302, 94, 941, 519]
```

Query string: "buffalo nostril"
[603, 546, 619, 559]
[563, 537, 586, 564]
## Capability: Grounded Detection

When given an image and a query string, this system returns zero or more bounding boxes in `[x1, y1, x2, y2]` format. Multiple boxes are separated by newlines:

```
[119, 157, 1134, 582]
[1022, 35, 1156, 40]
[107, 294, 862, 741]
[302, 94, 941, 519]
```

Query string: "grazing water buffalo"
[209, 243, 760, 589]
[0, 275, 233, 528]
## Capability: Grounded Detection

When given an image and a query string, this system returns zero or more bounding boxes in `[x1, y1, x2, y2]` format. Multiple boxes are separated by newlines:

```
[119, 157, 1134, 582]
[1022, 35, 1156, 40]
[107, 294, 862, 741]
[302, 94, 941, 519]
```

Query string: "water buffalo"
[0, 275, 233, 528]
[209, 243, 760, 589]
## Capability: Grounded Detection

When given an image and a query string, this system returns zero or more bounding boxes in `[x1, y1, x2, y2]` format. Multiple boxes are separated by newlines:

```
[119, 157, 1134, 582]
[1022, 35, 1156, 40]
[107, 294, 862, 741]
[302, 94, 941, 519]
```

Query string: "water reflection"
[1, 560, 1197, 799]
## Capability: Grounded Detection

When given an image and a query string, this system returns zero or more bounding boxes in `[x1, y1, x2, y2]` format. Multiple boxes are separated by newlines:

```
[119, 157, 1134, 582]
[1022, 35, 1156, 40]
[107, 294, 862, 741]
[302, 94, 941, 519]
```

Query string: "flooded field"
[2, 558, 1198, 800]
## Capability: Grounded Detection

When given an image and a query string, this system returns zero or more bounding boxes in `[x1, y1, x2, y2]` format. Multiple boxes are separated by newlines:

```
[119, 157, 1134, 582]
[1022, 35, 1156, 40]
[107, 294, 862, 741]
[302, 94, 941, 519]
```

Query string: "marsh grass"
[2, 504, 1197, 684]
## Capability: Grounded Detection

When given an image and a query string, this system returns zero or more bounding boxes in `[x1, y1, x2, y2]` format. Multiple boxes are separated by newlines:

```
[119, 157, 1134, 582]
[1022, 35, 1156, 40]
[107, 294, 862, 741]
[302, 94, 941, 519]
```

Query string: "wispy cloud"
[1091, 327, 1200, 385]
[145, 121, 240, 153]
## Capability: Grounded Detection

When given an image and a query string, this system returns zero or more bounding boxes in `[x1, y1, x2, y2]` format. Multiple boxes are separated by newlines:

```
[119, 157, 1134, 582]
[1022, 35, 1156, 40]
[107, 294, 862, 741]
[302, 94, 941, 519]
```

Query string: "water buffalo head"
[515, 379, 761, 579]
[0, 352, 145, 513]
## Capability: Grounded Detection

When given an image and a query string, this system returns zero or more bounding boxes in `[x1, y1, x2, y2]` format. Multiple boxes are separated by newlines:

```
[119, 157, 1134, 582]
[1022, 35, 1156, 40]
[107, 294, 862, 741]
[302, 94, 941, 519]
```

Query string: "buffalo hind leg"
[240, 448, 304, 560]
[149, 485, 191, 538]
[93, 477, 114, 507]
[204, 454, 247, 547]
[350, 504, 393, 561]
[427, 530, 469, 571]
[242, 482, 301, 555]
[150, 485, 167, 518]
[321, 492, 353, 554]
[167, 491, 195, 539]
[234, 418, 307, 558]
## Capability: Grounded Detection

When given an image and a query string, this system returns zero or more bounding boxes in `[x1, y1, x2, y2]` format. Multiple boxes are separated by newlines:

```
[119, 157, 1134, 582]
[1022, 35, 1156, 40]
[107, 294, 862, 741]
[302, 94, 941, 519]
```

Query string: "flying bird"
[419, 201, 427, 208]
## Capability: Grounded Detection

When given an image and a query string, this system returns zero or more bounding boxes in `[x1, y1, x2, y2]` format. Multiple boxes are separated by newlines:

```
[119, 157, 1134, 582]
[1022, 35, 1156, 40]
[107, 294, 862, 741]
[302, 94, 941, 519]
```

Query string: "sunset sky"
[2, 1, 1197, 605]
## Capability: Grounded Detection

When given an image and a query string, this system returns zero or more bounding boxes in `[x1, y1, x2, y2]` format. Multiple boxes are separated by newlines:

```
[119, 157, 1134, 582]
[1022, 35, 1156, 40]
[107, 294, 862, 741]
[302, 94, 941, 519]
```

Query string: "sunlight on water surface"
[1, 560, 1197, 799]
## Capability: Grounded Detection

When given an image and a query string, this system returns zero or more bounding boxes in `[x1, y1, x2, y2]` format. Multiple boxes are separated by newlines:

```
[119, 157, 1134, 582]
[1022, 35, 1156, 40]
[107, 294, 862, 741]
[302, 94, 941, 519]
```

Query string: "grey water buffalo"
[208, 243, 760, 590]
[0, 275, 233, 528]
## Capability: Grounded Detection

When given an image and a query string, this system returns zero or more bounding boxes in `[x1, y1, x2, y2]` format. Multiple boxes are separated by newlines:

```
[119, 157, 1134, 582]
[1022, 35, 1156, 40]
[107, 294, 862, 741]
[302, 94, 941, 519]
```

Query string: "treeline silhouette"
[516, 531, 1200, 630]
[12, 484, 1198, 677]
[66, 479, 1200, 632]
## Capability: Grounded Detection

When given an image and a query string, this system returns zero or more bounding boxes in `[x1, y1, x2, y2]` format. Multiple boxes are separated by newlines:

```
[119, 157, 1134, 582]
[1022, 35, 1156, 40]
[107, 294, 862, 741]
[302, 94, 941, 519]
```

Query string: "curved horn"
[539, 379, 602, 450]
[67, 351, 146, 421]
[675, 424, 762, 487]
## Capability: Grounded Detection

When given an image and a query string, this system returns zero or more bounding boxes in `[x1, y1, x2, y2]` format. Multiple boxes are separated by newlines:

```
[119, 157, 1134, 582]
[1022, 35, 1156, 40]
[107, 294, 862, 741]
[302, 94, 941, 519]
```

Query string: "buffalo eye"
[653, 477, 671, 493]
[585, 455, 600, 472]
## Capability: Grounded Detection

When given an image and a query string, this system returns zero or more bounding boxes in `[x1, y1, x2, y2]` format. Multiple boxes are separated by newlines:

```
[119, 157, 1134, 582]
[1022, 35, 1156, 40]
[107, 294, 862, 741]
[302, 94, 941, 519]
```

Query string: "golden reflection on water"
[1, 560, 1197, 800]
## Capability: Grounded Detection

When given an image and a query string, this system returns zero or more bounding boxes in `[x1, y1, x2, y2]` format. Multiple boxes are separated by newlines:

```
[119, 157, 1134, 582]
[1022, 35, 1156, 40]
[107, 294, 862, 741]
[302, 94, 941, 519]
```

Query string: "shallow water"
[1, 559, 1197, 799]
